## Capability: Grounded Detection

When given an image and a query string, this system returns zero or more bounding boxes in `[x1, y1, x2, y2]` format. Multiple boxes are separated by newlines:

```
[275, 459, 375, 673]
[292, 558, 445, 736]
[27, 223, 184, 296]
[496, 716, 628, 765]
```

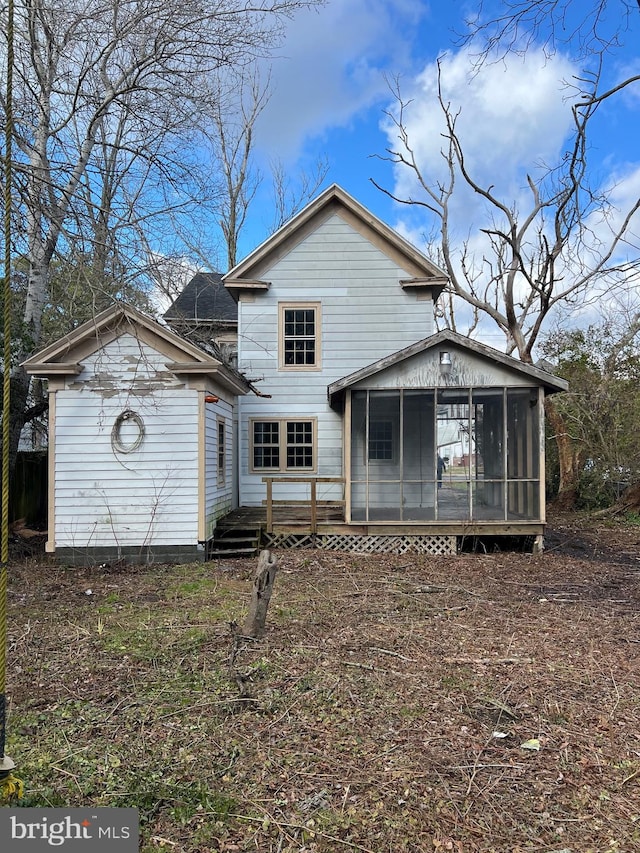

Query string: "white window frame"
[250, 418, 317, 473]
[217, 417, 226, 486]
[278, 302, 322, 370]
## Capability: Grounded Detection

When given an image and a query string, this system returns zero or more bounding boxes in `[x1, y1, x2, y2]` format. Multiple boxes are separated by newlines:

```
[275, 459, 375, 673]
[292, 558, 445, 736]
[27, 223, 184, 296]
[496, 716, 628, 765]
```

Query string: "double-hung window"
[279, 303, 321, 369]
[251, 419, 316, 472]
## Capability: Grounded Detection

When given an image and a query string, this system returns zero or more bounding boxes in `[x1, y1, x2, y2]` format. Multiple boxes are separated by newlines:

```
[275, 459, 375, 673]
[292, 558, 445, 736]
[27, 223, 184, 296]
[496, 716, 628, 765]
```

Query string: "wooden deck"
[217, 504, 344, 531]
[206, 476, 543, 540]
[216, 505, 545, 538]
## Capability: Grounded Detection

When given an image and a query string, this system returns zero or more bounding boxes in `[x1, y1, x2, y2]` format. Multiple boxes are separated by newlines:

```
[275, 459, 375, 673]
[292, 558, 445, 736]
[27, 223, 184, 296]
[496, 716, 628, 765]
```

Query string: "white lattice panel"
[263, 533, 457, 555]
[318, 535, 456, 555]
[263, 533, 315, 549]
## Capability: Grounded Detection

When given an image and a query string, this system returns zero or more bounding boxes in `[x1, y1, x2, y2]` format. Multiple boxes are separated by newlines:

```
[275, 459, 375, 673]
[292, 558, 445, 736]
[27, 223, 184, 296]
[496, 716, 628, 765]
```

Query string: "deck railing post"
[261, 475, 344, 532]
[310, 479, 317, 534]
[266, 478, 273, 533]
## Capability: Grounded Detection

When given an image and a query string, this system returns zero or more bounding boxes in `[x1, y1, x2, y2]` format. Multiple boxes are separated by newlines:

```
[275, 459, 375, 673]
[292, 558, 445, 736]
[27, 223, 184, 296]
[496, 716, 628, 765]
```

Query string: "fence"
[10, 451, 47, 526]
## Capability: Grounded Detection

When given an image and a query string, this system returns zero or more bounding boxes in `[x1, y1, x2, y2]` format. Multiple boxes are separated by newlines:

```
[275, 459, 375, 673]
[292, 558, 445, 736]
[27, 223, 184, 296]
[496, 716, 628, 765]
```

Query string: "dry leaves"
[5, 512, 640, 851]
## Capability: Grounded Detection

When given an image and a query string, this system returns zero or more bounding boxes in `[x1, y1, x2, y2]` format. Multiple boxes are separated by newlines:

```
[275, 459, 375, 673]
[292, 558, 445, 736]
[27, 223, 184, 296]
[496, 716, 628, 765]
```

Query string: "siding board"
[204, 395, 235, 539]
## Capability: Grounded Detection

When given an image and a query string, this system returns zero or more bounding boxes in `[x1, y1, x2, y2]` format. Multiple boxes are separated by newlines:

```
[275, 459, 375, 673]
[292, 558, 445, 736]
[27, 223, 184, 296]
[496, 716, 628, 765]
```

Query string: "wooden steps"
[207, 524, 261, 559]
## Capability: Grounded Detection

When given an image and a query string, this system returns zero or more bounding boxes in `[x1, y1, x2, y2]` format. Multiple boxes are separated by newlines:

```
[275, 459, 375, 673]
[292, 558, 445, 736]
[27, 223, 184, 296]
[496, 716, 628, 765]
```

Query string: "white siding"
[54, 335, 200, 551]
[238, 215, 435, 384]
[237, 213, 437, 505]
[204, 395, 235, 538]
[67, 333, 187, 393]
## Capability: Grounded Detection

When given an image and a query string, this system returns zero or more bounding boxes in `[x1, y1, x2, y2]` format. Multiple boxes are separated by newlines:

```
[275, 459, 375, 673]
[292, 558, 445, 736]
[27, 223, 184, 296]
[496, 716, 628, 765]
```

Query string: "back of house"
[223, 185, 565, 552]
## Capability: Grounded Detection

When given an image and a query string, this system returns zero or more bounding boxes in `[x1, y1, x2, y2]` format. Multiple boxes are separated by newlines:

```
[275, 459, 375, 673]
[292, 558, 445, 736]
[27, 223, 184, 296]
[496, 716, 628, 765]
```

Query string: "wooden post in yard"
[241, 549, 279, 638]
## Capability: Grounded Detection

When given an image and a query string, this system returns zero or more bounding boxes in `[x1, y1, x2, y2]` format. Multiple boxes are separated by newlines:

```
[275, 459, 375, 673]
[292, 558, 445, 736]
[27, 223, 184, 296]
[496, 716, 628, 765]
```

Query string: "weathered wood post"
[241, 549, 279, 638]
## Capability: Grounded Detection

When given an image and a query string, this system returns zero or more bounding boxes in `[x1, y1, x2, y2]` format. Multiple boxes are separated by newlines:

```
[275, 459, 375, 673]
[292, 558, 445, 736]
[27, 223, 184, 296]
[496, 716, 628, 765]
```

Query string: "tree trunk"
[241, 549, 278, 639]
[544, 397, 580, 509]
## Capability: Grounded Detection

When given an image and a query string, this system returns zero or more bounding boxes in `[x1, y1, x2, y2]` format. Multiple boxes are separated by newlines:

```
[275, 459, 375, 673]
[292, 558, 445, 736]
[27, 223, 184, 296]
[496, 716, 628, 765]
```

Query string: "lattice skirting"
[262, 532, 457, 555]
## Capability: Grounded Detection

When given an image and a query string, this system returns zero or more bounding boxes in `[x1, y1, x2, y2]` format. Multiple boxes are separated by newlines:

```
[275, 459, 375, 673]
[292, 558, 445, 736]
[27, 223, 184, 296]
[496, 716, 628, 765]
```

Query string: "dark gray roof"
[164, 272, 238, 324]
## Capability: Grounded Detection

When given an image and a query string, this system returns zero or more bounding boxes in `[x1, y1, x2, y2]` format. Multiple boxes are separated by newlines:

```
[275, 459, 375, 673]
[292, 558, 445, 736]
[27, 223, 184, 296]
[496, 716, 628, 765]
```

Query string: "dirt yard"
[4, 512, 640, 852]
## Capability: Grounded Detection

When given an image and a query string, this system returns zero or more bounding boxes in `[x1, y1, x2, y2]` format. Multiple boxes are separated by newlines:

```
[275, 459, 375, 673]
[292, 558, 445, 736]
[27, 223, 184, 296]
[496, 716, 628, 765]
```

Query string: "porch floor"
[216, 503, 544, 538]
[217, 504, 344, 530]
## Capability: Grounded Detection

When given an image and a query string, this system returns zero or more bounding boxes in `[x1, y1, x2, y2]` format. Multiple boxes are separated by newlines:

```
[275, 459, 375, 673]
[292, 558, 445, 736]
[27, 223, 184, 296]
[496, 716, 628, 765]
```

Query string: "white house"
[223, 184, 567, 555]
[24, 184, 567, 563]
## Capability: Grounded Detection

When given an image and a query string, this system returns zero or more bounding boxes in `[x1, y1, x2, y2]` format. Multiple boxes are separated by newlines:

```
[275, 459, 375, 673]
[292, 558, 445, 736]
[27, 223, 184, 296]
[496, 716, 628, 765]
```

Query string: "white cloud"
[383, 45, 640, 348]
[255, 0, 431, 161]
[240, 5, 640, 350]
[602, 164, 640, 241]
[384, 46, 579, 227]
[380, 47, 589, 341]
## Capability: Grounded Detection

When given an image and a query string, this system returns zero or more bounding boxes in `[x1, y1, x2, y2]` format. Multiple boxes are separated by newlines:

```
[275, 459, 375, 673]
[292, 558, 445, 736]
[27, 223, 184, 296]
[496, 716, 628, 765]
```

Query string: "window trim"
[250, 417, 318, 474]
[217, 417, 226, 486]
[278, 302, 322, 370]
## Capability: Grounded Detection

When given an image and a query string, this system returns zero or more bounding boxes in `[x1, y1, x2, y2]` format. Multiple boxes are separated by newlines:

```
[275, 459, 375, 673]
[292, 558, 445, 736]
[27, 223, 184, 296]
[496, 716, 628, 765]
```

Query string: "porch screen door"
[402, 391, 435, 520]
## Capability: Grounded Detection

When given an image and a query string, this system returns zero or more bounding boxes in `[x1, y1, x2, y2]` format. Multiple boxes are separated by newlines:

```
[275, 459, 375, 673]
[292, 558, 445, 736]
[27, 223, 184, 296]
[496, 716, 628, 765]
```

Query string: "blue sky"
[244, 0, 454, 249]
[216, 0, 640, 345]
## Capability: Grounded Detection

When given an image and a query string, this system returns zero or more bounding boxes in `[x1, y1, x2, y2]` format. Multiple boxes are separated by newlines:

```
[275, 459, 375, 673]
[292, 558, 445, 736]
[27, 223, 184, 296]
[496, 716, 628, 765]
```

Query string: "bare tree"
[435, 0, 640, 505]
[208, 66, 329, 270]
[146, 70, 329, 303]
[269, 156, 329, 232]
[212, 68, 271, 271]
[0, 0, 324, 472]
[373, 67, 640, 504]
[376, 69, 640, 360]
[69, 88, 225, 313]
[463, 1, 638, 59]
[462, 2, 640, 107]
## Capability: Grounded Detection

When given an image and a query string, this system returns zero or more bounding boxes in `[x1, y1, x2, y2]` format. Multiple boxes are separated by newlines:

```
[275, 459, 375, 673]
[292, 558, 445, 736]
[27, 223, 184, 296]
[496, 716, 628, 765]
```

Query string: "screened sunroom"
[349, 387, 541, 523]
[329, 331, 568, 530]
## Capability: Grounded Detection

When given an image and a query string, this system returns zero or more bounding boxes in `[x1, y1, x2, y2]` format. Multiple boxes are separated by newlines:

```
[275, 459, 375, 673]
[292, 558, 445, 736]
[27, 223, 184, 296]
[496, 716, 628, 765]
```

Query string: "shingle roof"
[164, 272, 238, 324]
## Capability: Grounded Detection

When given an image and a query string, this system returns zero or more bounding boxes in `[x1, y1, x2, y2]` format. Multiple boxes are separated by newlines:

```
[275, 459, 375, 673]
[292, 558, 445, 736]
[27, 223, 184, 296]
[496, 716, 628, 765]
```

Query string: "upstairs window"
[279, 303, 321, 369]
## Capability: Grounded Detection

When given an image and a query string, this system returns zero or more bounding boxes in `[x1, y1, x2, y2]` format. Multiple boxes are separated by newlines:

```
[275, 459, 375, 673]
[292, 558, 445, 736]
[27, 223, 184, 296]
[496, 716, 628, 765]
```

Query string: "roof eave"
[400, 277, 449, 301]
[166, 362, 249, 396]
[23, 362, 84, 377]
[21, 304, 225, 370]
[223, 279, 270, 303]
[222, 184, 448, 284]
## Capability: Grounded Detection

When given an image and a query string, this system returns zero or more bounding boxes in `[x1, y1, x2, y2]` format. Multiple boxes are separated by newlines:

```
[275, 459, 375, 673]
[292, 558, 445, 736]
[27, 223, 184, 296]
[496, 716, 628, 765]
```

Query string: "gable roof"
[328, 329, 568, 404]
[223, 184, 449, 297]
[22, 303, 249, 395]
[164, 272, 237, 324]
